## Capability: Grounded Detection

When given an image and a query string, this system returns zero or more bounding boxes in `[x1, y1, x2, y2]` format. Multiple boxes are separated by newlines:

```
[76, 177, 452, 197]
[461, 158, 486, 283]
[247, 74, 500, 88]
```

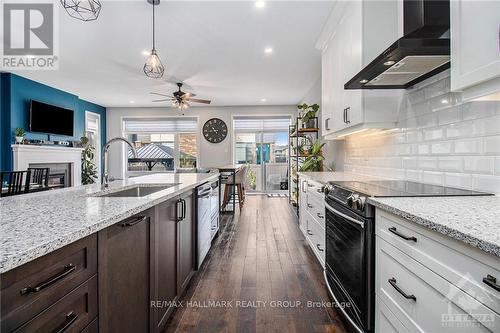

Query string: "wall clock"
[203, 118, 228, 143]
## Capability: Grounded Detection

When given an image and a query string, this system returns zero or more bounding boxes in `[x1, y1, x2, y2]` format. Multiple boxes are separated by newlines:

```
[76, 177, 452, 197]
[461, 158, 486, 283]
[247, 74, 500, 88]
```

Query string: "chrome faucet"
[102, 137, 137, 189]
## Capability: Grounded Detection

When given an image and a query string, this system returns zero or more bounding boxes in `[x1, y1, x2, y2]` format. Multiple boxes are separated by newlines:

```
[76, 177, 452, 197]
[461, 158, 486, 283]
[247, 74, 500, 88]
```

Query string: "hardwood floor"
[164, 195, 346, 333]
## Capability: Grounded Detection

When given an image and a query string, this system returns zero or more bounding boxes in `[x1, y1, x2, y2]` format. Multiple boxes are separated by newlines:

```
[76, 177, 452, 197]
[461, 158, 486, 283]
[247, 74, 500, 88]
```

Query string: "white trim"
[84, 111, 101, 179]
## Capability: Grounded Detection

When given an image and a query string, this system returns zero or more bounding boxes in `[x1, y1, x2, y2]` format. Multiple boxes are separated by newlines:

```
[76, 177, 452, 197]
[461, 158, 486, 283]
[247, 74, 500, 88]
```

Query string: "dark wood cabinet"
[98, 209, 154, 333]
[1, 189, 197, 333]
[1, 234, 97, 332]
[150, 198, 178, 332]
[177, 192, 194, 295]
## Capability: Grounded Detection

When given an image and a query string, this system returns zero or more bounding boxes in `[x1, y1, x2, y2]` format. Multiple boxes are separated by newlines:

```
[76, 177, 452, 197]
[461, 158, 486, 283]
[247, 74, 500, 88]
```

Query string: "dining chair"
[28, 167, 50, 192]
[0, 170, 31, 197]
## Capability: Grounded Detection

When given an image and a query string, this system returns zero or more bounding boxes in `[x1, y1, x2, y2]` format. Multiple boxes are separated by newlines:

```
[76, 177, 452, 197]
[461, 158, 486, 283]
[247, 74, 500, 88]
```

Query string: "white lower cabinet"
[298, 176, 325, 267]
[375, 209, 500, 332]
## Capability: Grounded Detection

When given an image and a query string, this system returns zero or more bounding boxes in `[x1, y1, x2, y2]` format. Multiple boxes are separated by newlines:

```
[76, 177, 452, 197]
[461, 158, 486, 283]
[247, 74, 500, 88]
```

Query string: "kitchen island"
[0, 172, 218, 333]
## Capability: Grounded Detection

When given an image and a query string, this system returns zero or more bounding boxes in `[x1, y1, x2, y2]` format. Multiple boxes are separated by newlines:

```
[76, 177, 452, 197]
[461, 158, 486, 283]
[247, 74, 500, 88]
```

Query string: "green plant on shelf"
[299, 139, 325, 172]
[297, 103, 319, 128]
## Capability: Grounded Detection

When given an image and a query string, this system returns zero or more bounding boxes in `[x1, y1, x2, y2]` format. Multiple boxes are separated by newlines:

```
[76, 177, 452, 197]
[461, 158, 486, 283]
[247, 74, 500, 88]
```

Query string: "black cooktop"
[329, 180, 493, 197]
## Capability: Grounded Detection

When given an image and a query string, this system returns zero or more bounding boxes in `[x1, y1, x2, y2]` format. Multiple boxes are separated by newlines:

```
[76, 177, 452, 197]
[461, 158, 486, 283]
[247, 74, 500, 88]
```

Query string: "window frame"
[121, 116, 200, 174]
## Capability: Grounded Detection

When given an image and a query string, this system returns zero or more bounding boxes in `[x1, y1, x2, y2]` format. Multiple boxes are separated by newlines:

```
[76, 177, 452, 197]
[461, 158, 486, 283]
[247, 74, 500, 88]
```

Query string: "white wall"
[106, 105, 296, 178]
[343, 71, 500, 194]
[300, 78, 345, 171]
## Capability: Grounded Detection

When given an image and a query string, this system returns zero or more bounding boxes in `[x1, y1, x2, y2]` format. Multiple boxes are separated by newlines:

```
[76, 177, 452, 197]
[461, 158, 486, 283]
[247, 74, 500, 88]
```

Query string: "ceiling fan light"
[61, 0, 102, 21]
[143, 49, 165, 79]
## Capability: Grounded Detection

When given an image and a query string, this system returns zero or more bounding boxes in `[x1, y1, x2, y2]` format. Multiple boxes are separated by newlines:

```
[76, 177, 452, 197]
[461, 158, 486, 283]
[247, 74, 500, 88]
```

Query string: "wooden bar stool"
[221, 165, 248, 210]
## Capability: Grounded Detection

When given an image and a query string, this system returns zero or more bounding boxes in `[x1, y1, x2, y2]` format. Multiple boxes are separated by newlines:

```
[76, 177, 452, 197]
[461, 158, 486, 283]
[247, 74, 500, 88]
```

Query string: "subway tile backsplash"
[343, 72, 500, 194]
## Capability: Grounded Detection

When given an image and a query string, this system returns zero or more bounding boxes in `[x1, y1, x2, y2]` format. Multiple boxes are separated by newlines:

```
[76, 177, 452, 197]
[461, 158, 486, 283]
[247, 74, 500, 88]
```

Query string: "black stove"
[322, 179, 493, 333]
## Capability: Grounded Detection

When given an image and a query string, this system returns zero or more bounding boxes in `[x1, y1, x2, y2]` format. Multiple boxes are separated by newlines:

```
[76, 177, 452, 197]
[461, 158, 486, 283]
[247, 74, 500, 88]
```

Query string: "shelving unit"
[288, 117, 319, 215]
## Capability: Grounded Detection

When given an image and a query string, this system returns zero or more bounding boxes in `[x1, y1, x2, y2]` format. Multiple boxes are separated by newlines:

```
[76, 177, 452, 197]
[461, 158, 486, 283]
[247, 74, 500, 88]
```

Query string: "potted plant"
[246, 163, 257, 190]
[80, 136, 98, 185]
[297, 103, 319, 129]
[14, 128, 25, 144]
[299, 139, 326, 172]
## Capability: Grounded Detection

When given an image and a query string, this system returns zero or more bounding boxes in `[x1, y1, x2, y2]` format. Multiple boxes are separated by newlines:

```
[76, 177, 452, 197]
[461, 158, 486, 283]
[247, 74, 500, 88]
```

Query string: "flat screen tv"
[29, 100, 74, 137]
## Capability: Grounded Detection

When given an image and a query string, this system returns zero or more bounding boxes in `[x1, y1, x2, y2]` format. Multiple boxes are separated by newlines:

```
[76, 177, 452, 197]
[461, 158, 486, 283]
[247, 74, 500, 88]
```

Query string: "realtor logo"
[1, 1, 59, 70]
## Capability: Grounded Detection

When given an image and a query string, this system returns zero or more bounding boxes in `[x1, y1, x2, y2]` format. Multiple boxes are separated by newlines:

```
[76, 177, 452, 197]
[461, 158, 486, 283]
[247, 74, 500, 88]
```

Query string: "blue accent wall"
[0, 73, 106, 171]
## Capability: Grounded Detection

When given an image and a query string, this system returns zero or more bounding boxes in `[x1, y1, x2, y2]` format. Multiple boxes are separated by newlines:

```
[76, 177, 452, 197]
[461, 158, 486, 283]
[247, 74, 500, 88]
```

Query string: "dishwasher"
[195, 180, 219, 269]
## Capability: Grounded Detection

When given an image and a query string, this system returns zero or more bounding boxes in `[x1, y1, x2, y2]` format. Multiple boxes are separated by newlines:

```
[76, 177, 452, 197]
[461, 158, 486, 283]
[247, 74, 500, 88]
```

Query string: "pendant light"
[60, 0, 102, 21]
[143, 0, 164, 79]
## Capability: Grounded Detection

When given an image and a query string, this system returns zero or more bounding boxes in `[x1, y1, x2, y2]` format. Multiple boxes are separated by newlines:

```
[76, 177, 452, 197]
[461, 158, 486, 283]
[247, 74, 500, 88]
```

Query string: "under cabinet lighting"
[384, 60, 396, 66]
[360, 79, 369, 84]
[260, 98, 267, 102]
[264, 47, 273, 54]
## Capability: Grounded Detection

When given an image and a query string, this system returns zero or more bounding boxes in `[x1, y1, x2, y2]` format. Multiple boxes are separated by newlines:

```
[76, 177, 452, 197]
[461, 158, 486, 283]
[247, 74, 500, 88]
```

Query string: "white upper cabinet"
[451, 1, 500, 100]
[318, 0, 403, 139]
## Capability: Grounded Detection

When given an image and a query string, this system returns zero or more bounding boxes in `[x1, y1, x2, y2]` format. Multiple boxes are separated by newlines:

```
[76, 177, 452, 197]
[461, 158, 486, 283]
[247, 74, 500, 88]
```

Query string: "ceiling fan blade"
[181, 92, 196, 99]
[187, 98, 211, 104]
[152, 99, 174, 102]
[150, 92, 171, 97]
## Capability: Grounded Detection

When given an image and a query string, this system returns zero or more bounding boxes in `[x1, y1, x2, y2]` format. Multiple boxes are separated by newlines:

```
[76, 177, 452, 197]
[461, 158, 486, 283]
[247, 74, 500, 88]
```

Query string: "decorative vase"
[15, 136, 23, 144]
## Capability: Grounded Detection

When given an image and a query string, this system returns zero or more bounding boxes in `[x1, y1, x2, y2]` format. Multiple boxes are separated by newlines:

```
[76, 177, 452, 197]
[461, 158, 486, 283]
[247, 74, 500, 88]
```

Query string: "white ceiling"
[11, 1, 334, 107]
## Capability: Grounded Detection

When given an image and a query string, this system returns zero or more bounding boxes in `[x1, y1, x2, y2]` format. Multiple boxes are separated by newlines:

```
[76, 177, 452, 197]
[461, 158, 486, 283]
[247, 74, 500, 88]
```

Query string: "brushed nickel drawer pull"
[388, 227, 417, 242]
[388, 277, 416, 301]
[316, 244, 324, 252]
[20, 264, 77, 295]
[55, 311, 78, 333]
[121, 215, 147, 227]
[317, 213, 324, 219]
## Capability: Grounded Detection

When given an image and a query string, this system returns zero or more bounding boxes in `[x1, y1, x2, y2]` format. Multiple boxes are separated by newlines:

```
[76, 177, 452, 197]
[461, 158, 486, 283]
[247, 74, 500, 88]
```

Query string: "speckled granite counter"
[0, 173, 218, 273]
[369, 196, 500, 258]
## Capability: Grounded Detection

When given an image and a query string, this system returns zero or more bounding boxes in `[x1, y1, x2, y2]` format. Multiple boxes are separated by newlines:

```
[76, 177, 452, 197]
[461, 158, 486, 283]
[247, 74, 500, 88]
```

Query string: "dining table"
[216, 164, 243, 215]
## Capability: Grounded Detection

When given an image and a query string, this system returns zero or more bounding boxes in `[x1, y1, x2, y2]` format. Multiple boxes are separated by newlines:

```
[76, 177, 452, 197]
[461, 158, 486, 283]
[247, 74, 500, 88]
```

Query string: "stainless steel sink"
[96, 184, 178, 197]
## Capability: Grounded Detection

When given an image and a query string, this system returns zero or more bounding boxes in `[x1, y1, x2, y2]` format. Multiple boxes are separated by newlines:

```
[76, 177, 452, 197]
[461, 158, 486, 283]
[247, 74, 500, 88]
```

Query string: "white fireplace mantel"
[11, 144, 84, 186]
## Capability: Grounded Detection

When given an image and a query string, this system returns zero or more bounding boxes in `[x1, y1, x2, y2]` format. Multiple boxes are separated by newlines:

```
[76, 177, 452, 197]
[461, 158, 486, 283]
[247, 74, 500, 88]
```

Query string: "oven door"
[325, 199, 373, 332]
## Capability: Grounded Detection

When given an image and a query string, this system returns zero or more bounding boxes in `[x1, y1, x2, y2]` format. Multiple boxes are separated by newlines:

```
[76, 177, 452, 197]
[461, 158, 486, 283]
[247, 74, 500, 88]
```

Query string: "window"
[123, 118, 198, 172]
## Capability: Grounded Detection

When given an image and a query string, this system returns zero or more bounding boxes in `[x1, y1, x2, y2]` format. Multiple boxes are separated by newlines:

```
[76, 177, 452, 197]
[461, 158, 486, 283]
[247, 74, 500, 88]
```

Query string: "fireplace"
[29, 163, 72, 188]
[11, 145, 84, 186]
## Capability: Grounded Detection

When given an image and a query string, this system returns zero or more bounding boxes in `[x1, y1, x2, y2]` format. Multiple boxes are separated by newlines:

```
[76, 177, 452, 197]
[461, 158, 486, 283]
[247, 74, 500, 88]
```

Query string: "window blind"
[233, 116, 291, 132]
[123, 117, 198, 133]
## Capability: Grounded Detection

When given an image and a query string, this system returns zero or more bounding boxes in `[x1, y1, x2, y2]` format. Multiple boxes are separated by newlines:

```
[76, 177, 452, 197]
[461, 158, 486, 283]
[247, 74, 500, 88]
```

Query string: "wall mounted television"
[29, 100, 74, 137]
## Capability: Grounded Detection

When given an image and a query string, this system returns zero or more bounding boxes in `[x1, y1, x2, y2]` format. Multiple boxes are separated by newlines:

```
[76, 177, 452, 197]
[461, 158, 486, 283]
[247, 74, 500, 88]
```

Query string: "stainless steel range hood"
[345, 0, 450, 90]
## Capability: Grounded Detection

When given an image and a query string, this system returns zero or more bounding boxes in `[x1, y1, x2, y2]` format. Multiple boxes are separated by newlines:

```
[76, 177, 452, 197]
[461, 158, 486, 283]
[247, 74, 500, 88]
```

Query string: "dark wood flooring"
[164, 195, 346, 333]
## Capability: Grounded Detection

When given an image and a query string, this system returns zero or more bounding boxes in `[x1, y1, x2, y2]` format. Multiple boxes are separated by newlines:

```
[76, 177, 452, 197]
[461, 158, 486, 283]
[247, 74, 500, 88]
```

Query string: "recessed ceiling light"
[360, 79, 369, 84]
[441, 99, 449, 104]
[261, 98, 267, 102]
[384, 60, 396, 66]
[129, 100, 135, 104]
[255, 1, 266, 8]
[264, 47, 273, 54]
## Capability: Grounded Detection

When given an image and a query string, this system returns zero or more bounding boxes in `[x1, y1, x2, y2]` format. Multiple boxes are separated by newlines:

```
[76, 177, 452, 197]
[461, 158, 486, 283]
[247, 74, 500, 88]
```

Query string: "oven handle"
[325, 202, 365, 228]
[323, 270, 364, 333]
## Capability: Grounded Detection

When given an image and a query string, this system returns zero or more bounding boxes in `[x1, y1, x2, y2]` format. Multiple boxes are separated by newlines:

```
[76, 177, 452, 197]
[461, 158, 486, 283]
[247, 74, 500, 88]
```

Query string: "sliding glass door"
[233, 116, 290, 193]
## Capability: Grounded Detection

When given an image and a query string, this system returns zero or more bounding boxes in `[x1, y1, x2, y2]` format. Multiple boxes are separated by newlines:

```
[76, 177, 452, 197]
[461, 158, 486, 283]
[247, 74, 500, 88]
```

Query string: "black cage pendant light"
[143, 0, 165, 79]
[60, 0, 102, 21]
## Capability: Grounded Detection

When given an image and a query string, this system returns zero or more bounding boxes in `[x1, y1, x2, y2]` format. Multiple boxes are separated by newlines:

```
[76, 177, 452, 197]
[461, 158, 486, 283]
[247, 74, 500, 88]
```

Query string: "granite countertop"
[0, 173, 218, 273]
[369, 196, 500, 258]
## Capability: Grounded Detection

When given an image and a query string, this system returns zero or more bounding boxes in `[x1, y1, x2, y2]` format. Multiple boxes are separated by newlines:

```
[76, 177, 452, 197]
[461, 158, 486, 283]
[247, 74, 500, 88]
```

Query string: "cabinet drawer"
[1, 234, 97, 332]
[13, 275, 97, 333]
[376, 210, 500, 314]
[306, 212, 325, 265]
[375, 295, 409, 333]
[306, 194, 325, 228]
[306, 180, 324, 202]
[377, 237, 499, 332]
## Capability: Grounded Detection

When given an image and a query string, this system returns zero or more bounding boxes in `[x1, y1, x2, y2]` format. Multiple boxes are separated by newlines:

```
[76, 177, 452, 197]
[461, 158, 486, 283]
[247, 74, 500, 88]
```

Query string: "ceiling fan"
[151, 83, 211, 110]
